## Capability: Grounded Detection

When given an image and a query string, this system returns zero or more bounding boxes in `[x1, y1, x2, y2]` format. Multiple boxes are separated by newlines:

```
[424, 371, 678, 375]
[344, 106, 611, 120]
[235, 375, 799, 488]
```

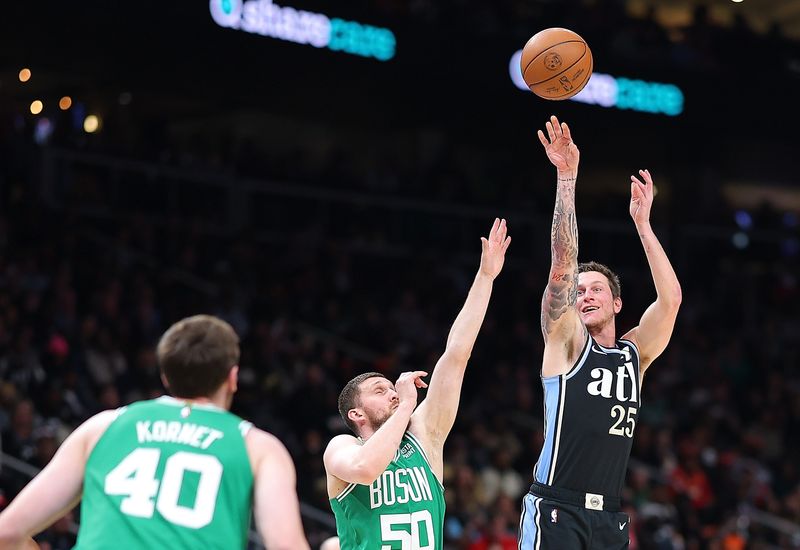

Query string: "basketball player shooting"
[324, 218, 511, 550]
[518, 116, 682, 549]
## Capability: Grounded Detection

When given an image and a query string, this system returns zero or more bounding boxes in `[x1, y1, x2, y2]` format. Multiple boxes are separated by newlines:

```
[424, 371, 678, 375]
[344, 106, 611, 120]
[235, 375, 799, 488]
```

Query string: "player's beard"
[585, 309, 614, 333]
[365, 406, 395, 432]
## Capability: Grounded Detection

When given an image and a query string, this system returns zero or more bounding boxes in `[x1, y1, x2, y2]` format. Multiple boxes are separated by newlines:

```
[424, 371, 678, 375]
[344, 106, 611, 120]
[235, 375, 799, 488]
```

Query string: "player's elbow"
[349, 461, 383, 485]
[442, 345, 471, 365]
[331, 455, 383, 485]
[665, 282, 682, 310]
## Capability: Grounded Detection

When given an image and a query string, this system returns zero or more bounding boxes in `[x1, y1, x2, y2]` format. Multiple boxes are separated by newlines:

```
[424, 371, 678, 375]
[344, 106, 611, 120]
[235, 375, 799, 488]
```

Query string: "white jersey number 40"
[104, 448, 223, 529]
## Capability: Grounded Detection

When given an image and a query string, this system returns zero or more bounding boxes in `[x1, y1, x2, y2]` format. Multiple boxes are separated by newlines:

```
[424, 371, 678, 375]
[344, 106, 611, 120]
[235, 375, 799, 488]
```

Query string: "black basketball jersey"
[533, 333, 641, 497]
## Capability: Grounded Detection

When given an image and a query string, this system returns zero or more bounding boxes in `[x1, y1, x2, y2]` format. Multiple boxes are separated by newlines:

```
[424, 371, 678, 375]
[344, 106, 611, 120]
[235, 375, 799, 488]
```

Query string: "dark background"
[1, 1, 799, 549]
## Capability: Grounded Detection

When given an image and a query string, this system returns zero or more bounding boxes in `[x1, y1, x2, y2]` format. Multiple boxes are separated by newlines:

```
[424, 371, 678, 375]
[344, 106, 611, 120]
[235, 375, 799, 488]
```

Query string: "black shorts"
[518, 483, 630, 550]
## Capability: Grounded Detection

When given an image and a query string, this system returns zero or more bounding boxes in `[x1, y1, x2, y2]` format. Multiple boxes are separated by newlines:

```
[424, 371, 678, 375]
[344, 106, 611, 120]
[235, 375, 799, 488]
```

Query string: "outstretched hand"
[537, 115, 579, 173]
[479, 218, 511, 279]
[630, 169, 654, 225]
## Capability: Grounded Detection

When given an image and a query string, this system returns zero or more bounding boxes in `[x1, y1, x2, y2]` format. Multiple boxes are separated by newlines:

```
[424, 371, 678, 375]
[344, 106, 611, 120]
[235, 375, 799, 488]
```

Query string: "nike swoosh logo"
[591, 345, 608, 354]
[619, 522, 627, 530]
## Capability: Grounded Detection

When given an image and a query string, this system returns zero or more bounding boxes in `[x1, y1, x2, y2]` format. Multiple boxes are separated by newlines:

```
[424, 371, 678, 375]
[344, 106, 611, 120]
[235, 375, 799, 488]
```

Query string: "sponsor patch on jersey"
[400, 442, 416, 459]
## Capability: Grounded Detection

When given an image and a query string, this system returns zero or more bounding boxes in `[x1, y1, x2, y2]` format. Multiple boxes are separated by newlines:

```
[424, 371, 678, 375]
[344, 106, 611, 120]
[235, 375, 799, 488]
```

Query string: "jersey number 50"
[380, 510, 435, 550]
[104, 448, 223, 529]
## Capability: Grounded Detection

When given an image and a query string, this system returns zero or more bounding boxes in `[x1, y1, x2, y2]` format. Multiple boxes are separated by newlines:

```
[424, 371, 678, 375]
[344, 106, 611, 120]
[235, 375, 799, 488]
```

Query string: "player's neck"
[589, 322, 617, 348]
[173, 390, 231, 411]
[182, 397, 220, 407]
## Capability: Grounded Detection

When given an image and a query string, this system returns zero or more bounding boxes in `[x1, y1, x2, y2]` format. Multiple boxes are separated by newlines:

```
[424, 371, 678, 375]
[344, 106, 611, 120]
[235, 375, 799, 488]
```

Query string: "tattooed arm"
[537, 116, 586, 377]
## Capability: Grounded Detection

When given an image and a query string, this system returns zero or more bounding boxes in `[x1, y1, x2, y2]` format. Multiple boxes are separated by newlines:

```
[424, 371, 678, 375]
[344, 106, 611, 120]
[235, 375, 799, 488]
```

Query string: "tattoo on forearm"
[638, 230, 654, 254]
[542, 180, 579, 334]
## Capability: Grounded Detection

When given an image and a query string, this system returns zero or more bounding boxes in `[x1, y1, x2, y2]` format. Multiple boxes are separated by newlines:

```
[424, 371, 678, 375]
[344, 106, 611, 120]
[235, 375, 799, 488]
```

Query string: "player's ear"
[228, 365, 239, 394]
[160, 373, 171, 393]
[347, 408, 363, 425]
[613, 296, 622, 314]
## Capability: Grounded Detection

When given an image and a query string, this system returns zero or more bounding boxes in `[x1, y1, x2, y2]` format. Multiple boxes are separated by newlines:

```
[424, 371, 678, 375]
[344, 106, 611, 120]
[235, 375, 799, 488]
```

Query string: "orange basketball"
[520, 28, 593, 100]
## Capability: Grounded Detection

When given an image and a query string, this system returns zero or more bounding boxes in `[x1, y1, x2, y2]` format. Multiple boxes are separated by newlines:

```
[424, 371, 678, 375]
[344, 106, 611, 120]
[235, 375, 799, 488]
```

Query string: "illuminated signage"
[509, 50, 684, 116]
[210, 0, 396, 61]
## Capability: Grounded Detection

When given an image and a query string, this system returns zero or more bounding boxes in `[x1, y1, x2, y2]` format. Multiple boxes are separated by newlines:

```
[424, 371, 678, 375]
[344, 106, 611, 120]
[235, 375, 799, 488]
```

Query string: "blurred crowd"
[0, 138, 798, 550]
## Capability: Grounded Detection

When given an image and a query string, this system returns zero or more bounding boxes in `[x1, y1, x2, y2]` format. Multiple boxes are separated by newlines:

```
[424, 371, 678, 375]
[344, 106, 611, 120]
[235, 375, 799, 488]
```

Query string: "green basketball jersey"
[74, 396, 254, 550]
[330, 431, 445, 550]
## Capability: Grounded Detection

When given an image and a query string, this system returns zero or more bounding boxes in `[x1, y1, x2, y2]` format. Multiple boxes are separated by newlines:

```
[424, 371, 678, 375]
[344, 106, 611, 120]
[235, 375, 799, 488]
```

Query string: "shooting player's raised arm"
[537, 116, 586, 376]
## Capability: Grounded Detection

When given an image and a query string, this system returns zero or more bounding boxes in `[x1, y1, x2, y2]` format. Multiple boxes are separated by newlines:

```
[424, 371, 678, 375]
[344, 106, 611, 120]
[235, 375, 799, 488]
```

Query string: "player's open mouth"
[582, 306, 599, 313]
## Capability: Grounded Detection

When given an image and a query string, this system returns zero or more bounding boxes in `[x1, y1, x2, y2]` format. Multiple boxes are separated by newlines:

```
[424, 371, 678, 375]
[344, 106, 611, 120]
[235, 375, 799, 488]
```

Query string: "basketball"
[520, 28, 593, 100]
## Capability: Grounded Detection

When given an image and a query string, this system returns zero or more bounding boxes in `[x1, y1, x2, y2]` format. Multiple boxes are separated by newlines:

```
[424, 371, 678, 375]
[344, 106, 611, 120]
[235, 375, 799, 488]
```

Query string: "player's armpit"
[540, 270, 587, 378]
[410, 350, 465, 446]
[622, 297, 680, 372]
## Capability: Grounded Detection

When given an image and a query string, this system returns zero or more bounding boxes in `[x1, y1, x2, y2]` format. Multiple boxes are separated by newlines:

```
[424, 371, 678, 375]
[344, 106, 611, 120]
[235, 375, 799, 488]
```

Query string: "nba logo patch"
[550, 509, 558, 523]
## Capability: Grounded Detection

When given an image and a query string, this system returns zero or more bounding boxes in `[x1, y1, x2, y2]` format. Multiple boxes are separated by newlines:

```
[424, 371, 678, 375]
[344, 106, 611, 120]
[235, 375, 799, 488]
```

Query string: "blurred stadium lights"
[18, 68, 31, 83]
[83, 115, 101, 133]
[59, 96, 73, 110]
[509, 50, 684, 116]
[34, 118, 53, 145]
[209, 0, 396, 61]
[29, 100, 43, 115]
[734, 210, 753, 230]
[732, 232, 750, 249]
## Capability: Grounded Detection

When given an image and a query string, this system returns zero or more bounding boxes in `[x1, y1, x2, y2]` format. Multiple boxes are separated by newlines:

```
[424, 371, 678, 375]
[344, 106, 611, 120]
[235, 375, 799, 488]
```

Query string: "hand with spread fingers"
[630, 169, 654, 226]
[479, 218, 512, 280]
[537, 115, 580, 174]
